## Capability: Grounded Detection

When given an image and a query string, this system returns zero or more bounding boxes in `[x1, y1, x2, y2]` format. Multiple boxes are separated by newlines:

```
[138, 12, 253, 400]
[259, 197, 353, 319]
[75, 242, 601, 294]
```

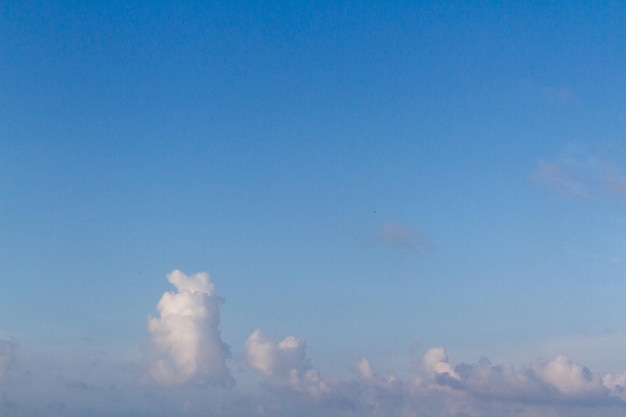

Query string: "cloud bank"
[246, 329, 358, 404]
[146, 270, 234, 387]
[243, 333, 626, 416]
[139, 270, 626, 417]
[350, 348, 626, 417]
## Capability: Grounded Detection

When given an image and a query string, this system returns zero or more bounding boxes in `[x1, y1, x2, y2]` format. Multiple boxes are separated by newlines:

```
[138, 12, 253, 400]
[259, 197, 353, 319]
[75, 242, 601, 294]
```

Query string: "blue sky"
[3, 1, 626, 416]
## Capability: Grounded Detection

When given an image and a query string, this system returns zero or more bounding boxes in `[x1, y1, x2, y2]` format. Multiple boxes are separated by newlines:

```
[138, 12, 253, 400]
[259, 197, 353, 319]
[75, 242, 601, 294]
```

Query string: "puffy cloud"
[12, 267, 626, 417]
[603, 371, 626, 401]
[137, 269, 626, 416]
[449, 358, 545, 402]
[418, 348, 622, 407]
[355, 358, 374, 380]
[423, 348, 459, 380]
[147, 270, 233, 387]
[246, 330, 308, 377]
[355, 358, 406, 416]
[533, 354, 607, 400]
[422, 350, 539, 401]
[245, 330, 357, 404]
[287, 368, 334, 398]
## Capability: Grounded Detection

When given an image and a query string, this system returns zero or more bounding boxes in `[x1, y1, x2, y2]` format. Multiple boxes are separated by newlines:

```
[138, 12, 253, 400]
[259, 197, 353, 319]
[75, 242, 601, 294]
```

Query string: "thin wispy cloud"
[521, 81, 581, 105]
[531, 153, 626, 200]
[603, 162, 626, 198]
[531, 159, 589, 197]
[540, 86, 579, 103]
[377, 221, 432, 253]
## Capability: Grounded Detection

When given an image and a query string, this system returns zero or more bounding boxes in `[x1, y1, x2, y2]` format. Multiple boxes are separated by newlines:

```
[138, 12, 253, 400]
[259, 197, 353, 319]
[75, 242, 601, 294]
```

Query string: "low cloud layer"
[246, 330, 308, 377]
[419, 348, 617, 404]
[138, 270, 626, 417]
[243, 332, 626, 415]
[245, 329, 357, 403]
[147, 270, 234, 387]
[0, 339, 15, 380]
[349, 348, 626, 417]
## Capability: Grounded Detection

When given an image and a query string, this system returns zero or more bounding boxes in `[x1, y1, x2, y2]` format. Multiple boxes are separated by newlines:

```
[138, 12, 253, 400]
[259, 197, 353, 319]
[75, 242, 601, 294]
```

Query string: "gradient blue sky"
[3, 1, 626, 416]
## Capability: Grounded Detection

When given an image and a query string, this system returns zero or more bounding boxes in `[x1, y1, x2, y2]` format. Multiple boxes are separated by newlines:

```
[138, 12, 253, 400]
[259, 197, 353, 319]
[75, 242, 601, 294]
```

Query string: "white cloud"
[164, 269, 626, 415]
[147, 269, 234, 387]
[245, 330, 358, 404]
[348, 350, 626, 417]
[137, 270, 626, 416]
[423, 347, 459, 380]
[533, 354, 607, 400]
[246, 329, 308, 377]
[355, 358, 406, 416]
[355, 358, 374, 380]
[603, 371, 626, 401]
[415, 347, 626, 408]
[11, 265, 626, 417]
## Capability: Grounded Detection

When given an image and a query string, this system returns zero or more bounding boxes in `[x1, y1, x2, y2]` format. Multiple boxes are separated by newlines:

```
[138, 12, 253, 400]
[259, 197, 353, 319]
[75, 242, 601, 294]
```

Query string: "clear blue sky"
[2, 1, 626, 416]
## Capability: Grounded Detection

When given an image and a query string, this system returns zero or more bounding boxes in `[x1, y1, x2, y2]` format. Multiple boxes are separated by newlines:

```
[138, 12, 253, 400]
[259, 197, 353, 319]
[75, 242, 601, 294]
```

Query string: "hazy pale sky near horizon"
[3, 1, 626, 416]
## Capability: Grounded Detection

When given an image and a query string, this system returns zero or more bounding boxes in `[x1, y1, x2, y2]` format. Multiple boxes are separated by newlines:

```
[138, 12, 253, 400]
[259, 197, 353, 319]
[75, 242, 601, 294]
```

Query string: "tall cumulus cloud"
[147, 270, 234, 387]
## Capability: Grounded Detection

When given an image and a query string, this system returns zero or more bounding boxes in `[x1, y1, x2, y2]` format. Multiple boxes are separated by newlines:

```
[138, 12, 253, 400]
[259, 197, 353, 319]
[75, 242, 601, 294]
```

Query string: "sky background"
[3, 1, 626, 416]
